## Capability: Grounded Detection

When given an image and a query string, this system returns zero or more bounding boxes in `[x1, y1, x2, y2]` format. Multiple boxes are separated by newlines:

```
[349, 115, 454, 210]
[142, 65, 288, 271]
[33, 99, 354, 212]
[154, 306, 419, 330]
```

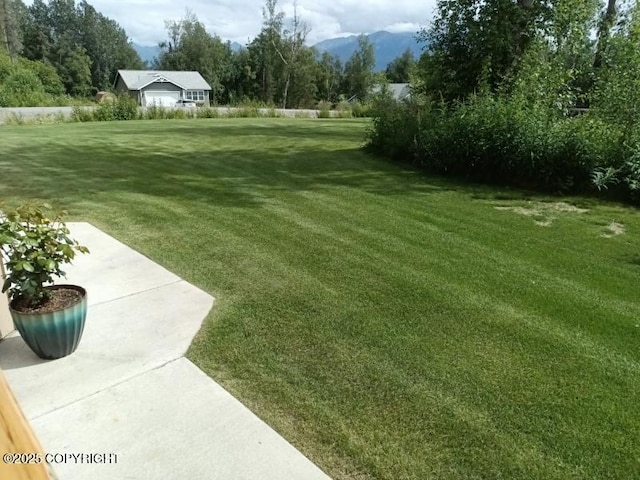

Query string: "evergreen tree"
[20, 0, 142, 95]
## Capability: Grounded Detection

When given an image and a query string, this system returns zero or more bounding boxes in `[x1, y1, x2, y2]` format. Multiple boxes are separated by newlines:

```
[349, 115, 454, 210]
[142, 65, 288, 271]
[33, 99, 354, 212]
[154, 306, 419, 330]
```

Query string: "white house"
[114, 70, 212, 107]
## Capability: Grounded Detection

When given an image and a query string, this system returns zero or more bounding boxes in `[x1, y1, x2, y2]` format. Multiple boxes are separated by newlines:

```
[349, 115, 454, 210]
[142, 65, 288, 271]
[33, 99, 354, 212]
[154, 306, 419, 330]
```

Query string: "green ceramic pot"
[9, 285, 87, 360]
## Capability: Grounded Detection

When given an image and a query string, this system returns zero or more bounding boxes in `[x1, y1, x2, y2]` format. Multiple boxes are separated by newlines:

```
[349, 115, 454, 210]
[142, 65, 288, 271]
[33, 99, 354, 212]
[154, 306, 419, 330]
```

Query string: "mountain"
[132, 44, 160, 65]
[132, 32, 422, 71]
[230, 41, 244, 52]
[132, 42, 243, 65]
[313, 31, 423, 72]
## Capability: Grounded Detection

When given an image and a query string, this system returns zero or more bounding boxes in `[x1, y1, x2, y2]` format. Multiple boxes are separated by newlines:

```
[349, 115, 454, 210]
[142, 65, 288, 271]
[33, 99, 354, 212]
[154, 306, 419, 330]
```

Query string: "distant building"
[372, 83, 411, 102]
[114, 70, 212, 107]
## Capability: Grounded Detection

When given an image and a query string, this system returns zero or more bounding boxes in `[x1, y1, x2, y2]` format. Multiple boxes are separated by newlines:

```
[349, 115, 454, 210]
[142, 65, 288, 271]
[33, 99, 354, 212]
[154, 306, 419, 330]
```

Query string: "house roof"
[372, 83, 410, 101]
[116, 70, 212, 91]
[388, 83, 410, 100]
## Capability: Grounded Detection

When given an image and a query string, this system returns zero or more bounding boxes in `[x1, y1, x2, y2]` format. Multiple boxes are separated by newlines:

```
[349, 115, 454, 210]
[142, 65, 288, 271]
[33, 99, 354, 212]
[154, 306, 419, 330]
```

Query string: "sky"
[25, 0, 439, 46]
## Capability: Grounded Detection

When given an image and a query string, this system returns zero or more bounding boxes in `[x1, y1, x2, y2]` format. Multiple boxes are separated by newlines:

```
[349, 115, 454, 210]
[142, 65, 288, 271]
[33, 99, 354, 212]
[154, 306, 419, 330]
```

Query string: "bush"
[94, 102, 115, 121]
[71, 106, 95, 122]
[231, 106, 260, 118]
[352, 102, 374, 118]
[0, 70, 48, 107]
[336, 100, 351, 111]
[230, 98, 273, 109]
[260, 108, 280, 118]
[197, 107, 220, 118]
[293, 110, 312, 119]
[3, 113, 25, 125]
[143, 105, 166, 120]
[0, 52, 68, 107]
[365, 96, 422, 160]
[366, 91, 632, 195]
[19, 59, 65, 97]
[112, 95, 138, 120]
[92, 96, 134, 121]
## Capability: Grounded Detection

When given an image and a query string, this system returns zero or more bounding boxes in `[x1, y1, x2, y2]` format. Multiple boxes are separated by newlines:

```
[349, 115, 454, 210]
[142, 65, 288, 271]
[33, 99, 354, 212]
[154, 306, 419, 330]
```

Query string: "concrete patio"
[0, 223, 331, 480]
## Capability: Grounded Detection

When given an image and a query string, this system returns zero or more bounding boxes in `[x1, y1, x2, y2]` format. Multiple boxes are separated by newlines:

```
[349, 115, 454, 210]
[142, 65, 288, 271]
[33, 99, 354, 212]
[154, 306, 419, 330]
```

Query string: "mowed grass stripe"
[278, 186, 640, 348]
[1, 118, 639, 479]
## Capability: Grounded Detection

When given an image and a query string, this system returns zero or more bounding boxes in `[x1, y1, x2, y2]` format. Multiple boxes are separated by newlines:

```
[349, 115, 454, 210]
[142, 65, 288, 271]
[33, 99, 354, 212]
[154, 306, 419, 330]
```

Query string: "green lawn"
[2, 118, 639, 479]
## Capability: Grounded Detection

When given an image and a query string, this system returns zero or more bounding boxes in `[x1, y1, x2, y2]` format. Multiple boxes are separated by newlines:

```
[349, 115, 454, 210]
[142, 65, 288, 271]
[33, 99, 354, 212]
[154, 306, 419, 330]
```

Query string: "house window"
[185, 90, 205, 102]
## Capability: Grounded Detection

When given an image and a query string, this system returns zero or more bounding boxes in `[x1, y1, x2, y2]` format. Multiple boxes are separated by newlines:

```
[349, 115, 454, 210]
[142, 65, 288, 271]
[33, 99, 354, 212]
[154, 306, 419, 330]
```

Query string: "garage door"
[144, 91, 180, 107]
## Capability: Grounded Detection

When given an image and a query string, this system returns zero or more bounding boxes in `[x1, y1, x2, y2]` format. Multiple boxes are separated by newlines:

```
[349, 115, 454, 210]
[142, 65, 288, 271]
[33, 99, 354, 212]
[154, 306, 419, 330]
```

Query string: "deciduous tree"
[315, 51, 342, 103]
[0, 0, 22, 57]
[385, 48, 415, 83]
[156, 11, 233, 104]
[343, 34, 375, 102]
[418, 0, 553, 100]
[249, 0, 284, 105]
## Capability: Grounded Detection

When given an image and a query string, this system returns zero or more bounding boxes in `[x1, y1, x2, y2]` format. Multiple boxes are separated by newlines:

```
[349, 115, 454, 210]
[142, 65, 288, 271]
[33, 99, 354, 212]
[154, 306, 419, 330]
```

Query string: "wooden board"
[0, 369, 52, 480]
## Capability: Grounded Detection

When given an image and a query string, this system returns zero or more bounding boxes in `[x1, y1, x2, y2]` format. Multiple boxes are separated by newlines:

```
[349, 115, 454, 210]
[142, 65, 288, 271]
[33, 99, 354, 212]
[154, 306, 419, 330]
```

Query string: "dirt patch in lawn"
[534, 219, 554, 227]
[494, 206, 542, 217]
[495, 201, 588, 227]
[545, 202, 589, 214]
[602, 222, 626, 238]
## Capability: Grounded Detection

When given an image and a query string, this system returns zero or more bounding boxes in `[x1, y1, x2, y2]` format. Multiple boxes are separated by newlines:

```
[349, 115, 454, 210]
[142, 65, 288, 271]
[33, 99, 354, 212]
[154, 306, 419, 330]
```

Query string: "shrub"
[19, 58, 65, 97]
[335, 100, 351, 111]
[197, 107, 220, 118]
[4, 113, 25, 125]
[0, 52, 67, 107]
[171, 108, 187, 120]
[87, 95, 139, 122]
[352, 102, 374, 118]
[293, 110, 312, 119]
[53, 111, 67, 123]
[0, 70, 48, 107]
[230, 106, 259, 118]
[231, 98, 272, 109]
[0, 53, 11, 82]
[71, 106, 95, 122]
[367, 91, 632, 194]
[144, 105, 165, 120]
[112, 95, 138, 121]
[365, 96, 421, 160]
[260, 108, 280, 118]
[94, 101, 116, 121]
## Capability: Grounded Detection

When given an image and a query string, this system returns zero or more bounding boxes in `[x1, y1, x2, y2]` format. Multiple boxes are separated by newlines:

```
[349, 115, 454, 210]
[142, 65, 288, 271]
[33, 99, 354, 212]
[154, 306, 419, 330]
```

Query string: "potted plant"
[0, 202, 89, 360]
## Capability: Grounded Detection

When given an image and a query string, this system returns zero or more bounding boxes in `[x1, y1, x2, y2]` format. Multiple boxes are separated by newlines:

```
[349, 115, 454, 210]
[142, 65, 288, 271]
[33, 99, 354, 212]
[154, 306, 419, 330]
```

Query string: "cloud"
[23, 0, 438, 46]
[384, 23, 422, 34]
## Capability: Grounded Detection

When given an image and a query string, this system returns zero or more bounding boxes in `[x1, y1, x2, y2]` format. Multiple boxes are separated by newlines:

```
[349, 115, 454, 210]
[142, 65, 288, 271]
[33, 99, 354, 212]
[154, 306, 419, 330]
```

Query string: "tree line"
[153, 1, 412, 108]
[367, 0, 640, 203]
[0, 0, 416, 108]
